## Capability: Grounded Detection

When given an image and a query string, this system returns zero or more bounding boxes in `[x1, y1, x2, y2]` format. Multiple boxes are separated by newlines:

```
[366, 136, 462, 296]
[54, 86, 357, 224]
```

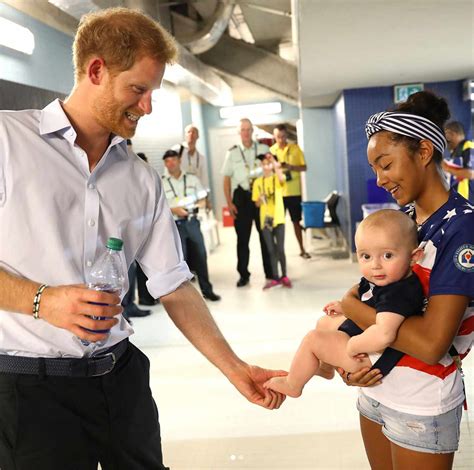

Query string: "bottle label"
[85, 283, 121, 334]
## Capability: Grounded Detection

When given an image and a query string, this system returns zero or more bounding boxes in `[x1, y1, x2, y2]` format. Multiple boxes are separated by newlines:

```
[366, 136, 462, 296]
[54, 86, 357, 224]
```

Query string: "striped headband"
[365, 111, 447, 154]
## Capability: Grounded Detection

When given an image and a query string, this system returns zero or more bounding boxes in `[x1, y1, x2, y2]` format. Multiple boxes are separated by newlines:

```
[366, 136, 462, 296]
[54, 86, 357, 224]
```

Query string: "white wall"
[0, 3, 74, 94]
[299, 107, 337, 201]
[132, 83, 184, 175]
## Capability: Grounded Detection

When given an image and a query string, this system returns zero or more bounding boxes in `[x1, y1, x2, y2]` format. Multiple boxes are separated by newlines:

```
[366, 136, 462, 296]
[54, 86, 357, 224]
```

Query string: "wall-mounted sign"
[393, 83, 424, 104]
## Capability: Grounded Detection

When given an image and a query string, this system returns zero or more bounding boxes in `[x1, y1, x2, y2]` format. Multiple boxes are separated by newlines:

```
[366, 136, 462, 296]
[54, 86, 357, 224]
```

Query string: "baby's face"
[355, 226, 414, 286]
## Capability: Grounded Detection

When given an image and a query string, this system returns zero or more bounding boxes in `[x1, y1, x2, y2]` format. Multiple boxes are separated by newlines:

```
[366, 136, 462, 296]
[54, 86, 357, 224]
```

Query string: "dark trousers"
[122, 262, 137, 308]
[136, 264, 155, 304]
[122, 263, 156, 308]
[176, 217, 213, 295]
[0, 343, 168, 470]
[233, 190, 272, 280]
[261, 224, 286, 279]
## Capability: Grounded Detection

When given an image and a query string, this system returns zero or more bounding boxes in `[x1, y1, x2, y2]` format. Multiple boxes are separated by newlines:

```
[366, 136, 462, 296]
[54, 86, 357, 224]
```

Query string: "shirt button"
[88, 219, 95, 227]
[88, 183, 95, 190]
[86, 260, 92, 267]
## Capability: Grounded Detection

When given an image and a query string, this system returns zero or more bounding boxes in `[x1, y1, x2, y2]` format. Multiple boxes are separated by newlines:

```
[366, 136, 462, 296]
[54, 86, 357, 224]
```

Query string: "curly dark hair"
[387, 91, 451, 164]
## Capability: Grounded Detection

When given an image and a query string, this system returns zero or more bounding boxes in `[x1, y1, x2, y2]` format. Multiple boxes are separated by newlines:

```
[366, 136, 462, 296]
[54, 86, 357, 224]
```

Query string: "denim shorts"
[357, 392, 463, 454]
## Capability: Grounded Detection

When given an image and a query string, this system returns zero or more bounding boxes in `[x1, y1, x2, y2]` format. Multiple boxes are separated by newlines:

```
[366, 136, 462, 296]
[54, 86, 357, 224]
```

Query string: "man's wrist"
[32, 284, 48, 319]
[221, 357, 248, 381]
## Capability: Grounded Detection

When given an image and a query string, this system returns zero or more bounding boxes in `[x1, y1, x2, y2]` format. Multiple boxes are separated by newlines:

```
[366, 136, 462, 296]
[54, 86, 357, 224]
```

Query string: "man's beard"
[93, 84, 136, 139]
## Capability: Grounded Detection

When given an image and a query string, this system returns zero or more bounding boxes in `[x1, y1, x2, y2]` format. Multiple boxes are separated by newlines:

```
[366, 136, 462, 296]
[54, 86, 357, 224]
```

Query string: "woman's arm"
[392, 295, 468, 364]
[342, 290, 469, 365]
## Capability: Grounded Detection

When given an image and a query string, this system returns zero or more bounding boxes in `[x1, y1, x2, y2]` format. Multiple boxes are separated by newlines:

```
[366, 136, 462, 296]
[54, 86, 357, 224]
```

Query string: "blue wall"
[0, 3, 74, 94]
[342, 79, 471, 250]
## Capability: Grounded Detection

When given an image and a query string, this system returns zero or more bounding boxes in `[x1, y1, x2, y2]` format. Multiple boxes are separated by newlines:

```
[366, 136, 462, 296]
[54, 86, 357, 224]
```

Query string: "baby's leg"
[265, 329, 323, 397]
[314, 329, 372, 373]
[265, 328, 372, 398]
[316, 313, 346, 332]
[314, 314, 347, 379]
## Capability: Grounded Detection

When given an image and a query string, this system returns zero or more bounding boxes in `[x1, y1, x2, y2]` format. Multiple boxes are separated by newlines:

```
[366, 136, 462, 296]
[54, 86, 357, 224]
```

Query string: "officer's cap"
[163, 149, 180, 160]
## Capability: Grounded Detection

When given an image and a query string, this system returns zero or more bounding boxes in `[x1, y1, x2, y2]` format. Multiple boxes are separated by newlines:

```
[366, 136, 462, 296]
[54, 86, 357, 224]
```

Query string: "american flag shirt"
[362, 190, 474, 415]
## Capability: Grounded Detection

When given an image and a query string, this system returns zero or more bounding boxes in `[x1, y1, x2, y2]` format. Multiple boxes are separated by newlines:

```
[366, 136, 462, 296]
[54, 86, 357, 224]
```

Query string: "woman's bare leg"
[391, 443, 454, 470]
[360, 414, 455, 470]
[360, 415, 393, 470]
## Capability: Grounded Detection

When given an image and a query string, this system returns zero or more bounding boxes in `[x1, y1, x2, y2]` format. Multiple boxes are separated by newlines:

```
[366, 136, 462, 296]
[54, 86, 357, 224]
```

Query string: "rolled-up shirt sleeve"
[136, 174, 192, 298]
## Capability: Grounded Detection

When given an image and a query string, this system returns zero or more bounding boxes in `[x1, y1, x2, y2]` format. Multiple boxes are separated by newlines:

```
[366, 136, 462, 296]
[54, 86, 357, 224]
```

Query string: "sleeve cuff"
[146, 261, 193, 298]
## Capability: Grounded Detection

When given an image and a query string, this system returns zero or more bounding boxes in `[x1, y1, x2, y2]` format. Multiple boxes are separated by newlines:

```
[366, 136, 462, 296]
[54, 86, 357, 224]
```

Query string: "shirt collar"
[39, 99, 73, 136]
[168, 170, 186, 181]
[38, 99, 125, 149]
[239, 141, 256, 152]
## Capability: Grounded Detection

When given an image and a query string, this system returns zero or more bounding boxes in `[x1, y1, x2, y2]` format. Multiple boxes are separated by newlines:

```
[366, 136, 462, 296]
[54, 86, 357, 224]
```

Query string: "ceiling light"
[0, 17, 35, 55]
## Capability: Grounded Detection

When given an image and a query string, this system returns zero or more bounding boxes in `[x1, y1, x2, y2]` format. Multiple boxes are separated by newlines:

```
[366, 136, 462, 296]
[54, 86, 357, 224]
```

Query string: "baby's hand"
[323, 300, 343, 316]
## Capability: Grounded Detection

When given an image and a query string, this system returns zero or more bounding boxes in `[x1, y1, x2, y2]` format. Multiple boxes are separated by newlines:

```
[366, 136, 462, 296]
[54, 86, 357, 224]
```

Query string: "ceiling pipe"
[46, 0, 233, 106]
[180, 0, 235, 55]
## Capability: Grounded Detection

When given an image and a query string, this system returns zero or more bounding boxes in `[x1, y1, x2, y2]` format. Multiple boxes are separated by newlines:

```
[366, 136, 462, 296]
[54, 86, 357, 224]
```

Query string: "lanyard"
[167, 174, 187, 198]
[260, 175, 276, 200]
[187, 149, 200, 169]
[238, 142, 258, 171]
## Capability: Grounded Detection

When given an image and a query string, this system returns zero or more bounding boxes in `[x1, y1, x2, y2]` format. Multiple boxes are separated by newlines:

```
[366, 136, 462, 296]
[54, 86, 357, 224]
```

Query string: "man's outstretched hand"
[227, 363, 288, 409]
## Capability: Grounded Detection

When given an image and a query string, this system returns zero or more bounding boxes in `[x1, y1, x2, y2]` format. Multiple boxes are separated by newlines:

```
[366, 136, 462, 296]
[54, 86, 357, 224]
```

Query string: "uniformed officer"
[172, 124, 209, 188]
[222, 118, 273, 287]
[162, 149, 221, 301]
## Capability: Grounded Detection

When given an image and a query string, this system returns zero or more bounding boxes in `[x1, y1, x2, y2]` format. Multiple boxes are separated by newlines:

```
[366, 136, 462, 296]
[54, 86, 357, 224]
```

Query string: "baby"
[265, 209, 425, 397]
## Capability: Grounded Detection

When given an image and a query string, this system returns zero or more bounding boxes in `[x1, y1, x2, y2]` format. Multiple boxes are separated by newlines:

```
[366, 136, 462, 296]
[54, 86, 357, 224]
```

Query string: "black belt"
[0, 339, 128, 377]
[176, 215, 197, 224]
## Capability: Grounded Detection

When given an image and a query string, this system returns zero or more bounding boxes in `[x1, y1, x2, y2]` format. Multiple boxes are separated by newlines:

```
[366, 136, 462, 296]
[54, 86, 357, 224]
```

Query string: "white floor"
[130, 224, 474, 470]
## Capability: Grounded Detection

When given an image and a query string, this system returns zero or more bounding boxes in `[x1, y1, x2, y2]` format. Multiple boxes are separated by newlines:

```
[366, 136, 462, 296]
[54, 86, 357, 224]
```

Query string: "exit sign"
[394, 83, 424, 103]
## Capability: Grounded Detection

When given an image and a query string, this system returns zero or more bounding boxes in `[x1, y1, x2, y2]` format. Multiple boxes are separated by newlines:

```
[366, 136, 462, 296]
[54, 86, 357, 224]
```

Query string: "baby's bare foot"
[264, 377, 303, 398]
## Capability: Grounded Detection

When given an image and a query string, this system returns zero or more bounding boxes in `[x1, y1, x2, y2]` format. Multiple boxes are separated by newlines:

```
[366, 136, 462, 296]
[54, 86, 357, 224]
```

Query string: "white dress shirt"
[0, 100, 192, 358]
[172, 143, 209, 188]
[221, 141, 269, 192]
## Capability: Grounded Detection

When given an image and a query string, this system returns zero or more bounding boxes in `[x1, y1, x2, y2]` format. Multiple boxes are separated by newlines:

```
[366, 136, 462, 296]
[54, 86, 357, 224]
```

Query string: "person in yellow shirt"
[252, 153, 292, 289]
[443, 121, 473, 203]
[270, 124, 311, 259]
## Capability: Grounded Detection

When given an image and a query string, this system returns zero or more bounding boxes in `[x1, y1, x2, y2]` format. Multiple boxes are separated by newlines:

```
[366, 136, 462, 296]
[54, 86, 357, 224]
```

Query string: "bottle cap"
[106, 237, 123, 251]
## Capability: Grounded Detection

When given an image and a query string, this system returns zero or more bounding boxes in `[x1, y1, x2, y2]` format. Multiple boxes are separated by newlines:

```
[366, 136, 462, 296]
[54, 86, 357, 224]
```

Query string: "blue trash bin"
[302, 201, 325, 228]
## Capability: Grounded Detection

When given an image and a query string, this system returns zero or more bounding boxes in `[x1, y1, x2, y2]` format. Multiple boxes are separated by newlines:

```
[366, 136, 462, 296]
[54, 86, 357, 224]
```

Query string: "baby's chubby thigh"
[316, 313, 346, 332]
[311, 328, 372, 372]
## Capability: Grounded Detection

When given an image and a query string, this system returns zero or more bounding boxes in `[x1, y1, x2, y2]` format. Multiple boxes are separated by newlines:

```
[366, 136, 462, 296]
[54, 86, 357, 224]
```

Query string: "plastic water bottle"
[249, 167, 263, 179]
[177, 189, 209, 210]
[81, 237, 125, 346]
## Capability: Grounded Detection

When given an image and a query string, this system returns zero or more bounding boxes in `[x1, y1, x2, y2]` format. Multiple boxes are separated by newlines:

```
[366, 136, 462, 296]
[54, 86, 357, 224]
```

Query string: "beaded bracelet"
[32, 284, 48, 319]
